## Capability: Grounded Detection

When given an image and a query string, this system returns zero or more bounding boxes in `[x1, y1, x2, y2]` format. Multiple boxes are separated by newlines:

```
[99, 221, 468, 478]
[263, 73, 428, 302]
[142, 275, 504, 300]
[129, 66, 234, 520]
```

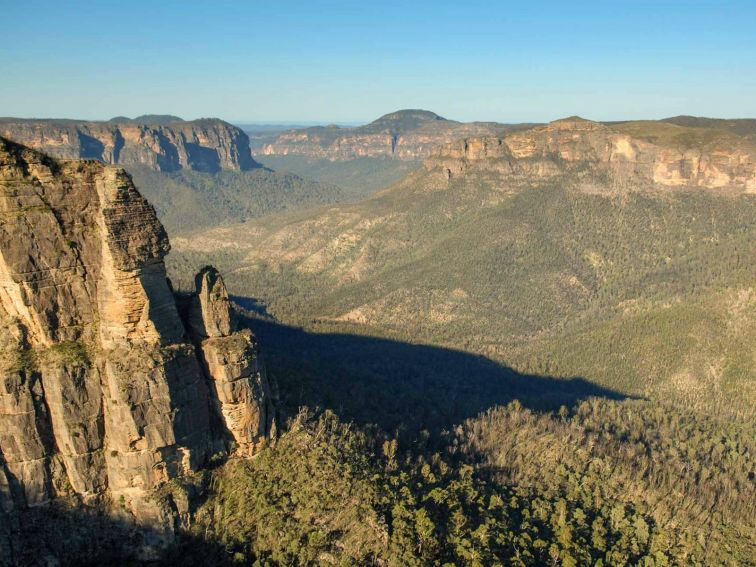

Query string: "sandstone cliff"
[177, 267, 272, 457]
[0, 117, 258, 172]
[0, 138, 273, 539]
[259, 109, 526, 161]
[427, 117, 756, 191]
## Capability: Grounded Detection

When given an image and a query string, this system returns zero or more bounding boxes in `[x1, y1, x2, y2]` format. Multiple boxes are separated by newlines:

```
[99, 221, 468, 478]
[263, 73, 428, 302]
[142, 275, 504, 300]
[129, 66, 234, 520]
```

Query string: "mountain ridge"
[108, 114, 185, 124]
[427, 116, 756, 190]
[259, 108, 532, 160]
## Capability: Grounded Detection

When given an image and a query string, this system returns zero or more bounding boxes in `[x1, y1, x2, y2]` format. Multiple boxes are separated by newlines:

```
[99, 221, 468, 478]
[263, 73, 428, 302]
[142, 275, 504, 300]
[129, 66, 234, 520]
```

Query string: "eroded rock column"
[182, 267, 273, 456]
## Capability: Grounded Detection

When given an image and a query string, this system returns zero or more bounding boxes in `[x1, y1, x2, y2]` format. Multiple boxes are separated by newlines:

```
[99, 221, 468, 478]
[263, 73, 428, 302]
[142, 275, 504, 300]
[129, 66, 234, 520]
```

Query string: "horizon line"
[3, 112, 756, 126]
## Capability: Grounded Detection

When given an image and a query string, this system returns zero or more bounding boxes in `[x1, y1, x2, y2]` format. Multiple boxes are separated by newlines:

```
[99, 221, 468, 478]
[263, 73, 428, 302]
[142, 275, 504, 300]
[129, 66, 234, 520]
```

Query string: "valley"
[2, 3, 754, 564]
[170, 116, 756, 420]
[253, 154, 421, 200]
[0, 112, 754, 566]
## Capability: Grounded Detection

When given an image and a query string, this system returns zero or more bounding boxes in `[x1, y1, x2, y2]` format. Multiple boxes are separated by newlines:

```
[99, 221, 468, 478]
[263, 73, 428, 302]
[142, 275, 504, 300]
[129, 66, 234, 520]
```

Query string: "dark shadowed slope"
[239, 314, 629, 435]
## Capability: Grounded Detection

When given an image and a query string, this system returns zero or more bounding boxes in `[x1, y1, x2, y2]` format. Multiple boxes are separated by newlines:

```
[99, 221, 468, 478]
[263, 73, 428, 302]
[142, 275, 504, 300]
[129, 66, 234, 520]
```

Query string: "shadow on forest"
[233, 301, 631, 437]
[4, 302, 634, 566]
[4, 502, 236, 566]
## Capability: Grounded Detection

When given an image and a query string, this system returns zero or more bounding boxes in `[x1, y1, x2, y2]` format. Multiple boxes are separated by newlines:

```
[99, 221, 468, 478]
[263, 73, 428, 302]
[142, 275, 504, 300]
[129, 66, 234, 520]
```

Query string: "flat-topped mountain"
[259, 109, 531, 160]
[0, 117, 258, 172]
[0, 137, 274, 555]
[0, 117, 350, 237]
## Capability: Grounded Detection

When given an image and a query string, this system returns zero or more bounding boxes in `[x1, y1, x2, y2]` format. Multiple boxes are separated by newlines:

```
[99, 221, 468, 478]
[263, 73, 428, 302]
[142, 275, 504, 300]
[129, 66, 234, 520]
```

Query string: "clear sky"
[1, 0, 754, 124]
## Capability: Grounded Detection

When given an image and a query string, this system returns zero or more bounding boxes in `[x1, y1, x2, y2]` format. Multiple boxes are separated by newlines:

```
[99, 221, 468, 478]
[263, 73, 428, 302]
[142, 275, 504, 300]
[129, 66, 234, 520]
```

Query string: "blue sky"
[1, 0, 754, 123]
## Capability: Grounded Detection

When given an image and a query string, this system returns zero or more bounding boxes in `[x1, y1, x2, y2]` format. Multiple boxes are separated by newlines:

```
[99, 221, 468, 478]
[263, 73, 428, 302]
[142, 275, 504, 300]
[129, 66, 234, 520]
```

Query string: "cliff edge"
[0, 137, 273, 547]
[0, 117, 258, 172]
[427, 117, 756, 190]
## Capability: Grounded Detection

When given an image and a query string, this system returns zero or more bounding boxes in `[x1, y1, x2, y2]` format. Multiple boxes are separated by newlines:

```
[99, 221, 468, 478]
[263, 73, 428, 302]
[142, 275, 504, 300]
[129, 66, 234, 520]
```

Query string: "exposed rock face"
[178, 267, 273, 457]
[0, 138, 272, 534]
[259, 109, 528, 161]
[428, 117, 756, 191]
[0, 117, 259, 172]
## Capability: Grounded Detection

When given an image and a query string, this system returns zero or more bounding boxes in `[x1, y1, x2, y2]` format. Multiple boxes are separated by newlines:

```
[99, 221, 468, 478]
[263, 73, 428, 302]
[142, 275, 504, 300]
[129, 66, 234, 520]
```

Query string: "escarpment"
[0, 117, 258, 172]
[259, 109, 523, 160]
[0, 137, 273, 530]
[427, 117, 756, 190]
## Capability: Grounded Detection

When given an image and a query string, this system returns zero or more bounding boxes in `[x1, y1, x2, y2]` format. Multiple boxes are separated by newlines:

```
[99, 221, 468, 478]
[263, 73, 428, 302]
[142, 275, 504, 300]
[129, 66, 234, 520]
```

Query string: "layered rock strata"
[177, 267, 273, 457]
[0, 118, 258, 172]
[427, 117, 756, 190]
[0, 137, 272, 529]
[259, 109, 519, 161]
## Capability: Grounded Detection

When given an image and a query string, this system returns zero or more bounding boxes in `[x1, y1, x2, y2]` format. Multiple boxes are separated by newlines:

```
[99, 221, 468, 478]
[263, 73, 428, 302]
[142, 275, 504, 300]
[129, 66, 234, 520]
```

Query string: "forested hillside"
[169, 178, 755, 418]
[21, 396, 750, 566]
[254, 155, 421, 199]
[151, 118, 756, 565]
[4, 0, 755, 564]
[8, 118, 753, 565]
[126, 165, 345, 235]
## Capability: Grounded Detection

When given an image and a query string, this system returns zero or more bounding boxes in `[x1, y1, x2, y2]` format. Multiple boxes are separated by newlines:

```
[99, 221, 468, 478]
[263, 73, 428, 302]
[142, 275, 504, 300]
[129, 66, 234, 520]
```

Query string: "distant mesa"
[259, 108, 528, 160]
[369, 109, 448, 128]
[378, 109, 445, 120]
[0, 116, 257, 172]
[427, 115, 756, 190]
[552, 115, 591, 122]
[108, 114, 185, 124]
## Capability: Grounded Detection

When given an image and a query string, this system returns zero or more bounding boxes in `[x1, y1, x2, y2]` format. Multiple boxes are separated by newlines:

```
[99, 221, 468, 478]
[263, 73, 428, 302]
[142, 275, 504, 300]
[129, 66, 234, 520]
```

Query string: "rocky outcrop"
[259, 109, 526, 161]
[178, 267, 273, 457]
[427, 117, 756, 191]
[0, 117, 259, 172]
[0, 137, 273, 537]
